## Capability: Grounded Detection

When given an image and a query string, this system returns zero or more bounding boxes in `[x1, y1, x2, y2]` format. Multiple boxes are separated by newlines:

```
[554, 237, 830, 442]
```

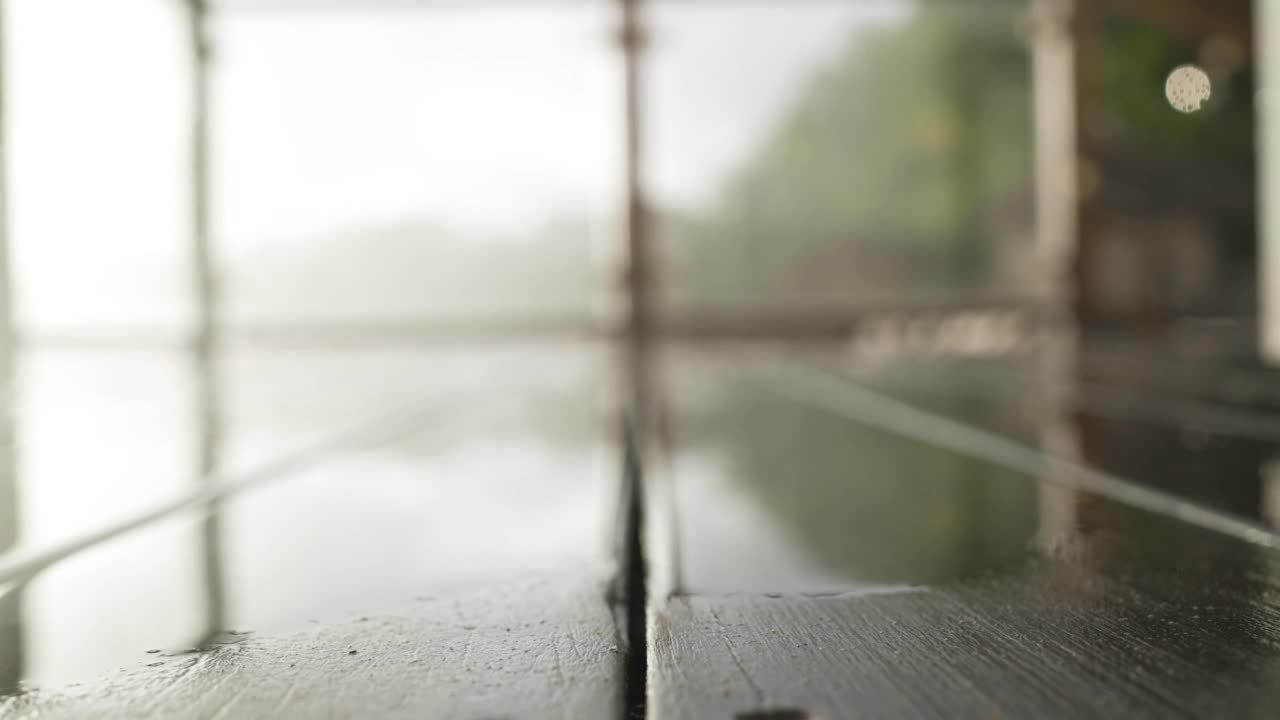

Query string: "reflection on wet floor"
[9, 336, 1280, 693]
[652, 335, 1280, 717]
[813, 332, 1280, 529]
[660, 339, 1280, 596]
[16, 350, 197, 552]
[664, 357, 1039, 594]
[0, 342, 617, 692]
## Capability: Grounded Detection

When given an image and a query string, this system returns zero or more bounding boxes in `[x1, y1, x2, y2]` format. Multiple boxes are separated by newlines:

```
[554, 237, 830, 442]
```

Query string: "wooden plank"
[6, 577, 622, 719]
[0, 344, 625, 716]
[652, 549, 1280, 719]
[652, 351, 1280, 718]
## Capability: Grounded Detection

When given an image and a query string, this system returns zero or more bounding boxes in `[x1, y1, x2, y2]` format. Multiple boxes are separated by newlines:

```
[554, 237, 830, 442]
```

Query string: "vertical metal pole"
[1261, 0, 1280, 362]
[0, 0, 23, 690]
[618, 9, 652, 714]
[620, 0, 651, 418]
[188, 0, 227, 643]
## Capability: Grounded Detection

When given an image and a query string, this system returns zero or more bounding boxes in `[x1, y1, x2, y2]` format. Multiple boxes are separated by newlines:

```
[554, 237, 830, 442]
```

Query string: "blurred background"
[0, 0, 1271, 696]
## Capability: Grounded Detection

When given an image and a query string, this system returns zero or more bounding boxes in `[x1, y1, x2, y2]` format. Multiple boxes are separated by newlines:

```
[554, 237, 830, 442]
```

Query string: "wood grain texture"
[650, 553, 1280, 720]
[0, 345, 625, 714]
[649, 428, 1280, 719]
[653, 350, 1280, 718]
[3, 575, 623, 720]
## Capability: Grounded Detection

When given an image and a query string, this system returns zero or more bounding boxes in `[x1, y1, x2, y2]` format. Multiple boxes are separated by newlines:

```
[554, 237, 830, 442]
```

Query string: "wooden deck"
[5, 340, 1280, 717]
[647, 346, 1280, 719]
[0, 344, 628, 718]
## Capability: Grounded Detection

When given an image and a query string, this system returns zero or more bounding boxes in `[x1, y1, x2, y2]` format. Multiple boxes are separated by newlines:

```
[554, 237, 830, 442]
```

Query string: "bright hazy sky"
[5, 0, 909, 327]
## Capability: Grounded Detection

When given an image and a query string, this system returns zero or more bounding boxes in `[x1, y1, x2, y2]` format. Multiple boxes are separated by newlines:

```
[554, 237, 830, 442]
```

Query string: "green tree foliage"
[665, 2, 1034, 310]
[1095, 14, 1255, 166]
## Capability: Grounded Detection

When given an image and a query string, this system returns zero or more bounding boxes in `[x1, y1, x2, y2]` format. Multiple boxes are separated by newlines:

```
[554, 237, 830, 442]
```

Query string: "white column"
[1031, 0, 1078, 306]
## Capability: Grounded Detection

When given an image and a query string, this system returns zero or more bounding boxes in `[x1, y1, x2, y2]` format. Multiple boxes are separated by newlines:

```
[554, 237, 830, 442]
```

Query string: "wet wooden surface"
[0, 344, 627, 719]
[649, 346, 1280, 719]
[13, 340, 1280, 718]
[651, 561, 1280, 720]
[5, 577, 622, 720]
